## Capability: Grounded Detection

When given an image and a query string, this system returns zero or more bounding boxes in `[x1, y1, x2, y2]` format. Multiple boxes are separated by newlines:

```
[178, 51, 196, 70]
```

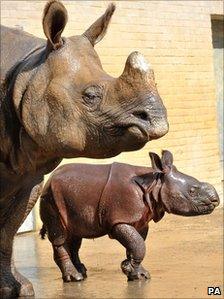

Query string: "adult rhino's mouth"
[123, 120, 169, 142]
[109, 118, 168, 141]
[126, 124, 150, 142]
[102, 116, 168, 154]
[104, 121, 150, 142]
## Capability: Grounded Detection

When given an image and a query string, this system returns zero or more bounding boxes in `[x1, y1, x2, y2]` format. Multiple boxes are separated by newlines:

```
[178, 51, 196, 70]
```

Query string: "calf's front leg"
[125, 225, 150, 280]
[111, 224, 150, 281]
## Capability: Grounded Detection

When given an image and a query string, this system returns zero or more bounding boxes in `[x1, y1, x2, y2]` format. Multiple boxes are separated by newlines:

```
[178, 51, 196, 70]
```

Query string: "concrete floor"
[15, 208, 223, 299]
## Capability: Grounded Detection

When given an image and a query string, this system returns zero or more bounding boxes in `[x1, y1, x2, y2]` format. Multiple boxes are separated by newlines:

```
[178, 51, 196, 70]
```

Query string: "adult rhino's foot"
[61, 260, 84, 282]
[0, 270, 20, 299]
[13, 268, 34, 297]
[121, 259, 150, 281]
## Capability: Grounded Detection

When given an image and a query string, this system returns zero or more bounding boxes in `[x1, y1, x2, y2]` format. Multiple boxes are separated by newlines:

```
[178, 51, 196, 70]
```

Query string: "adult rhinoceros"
[0, 0, 168, 297]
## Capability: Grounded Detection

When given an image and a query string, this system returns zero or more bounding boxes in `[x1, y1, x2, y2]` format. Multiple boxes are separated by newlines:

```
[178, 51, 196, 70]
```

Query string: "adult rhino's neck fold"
[11, 45, 47, 122]
[1, 42, 47, 154]
[1, 44, 61, 176]
[3, 125, 60, 177]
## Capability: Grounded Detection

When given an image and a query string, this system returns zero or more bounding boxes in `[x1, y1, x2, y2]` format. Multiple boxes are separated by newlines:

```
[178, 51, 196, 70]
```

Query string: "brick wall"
[1, 1, 223, 224]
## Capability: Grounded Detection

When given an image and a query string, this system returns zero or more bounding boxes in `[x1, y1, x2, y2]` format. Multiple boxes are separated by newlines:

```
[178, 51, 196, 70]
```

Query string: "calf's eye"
[189, 186, 199, 196]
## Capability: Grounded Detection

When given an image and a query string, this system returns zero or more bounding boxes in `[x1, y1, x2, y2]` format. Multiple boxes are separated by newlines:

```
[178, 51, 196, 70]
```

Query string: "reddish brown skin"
[40, 150, 219, 282]
[0, 1, 169, 297]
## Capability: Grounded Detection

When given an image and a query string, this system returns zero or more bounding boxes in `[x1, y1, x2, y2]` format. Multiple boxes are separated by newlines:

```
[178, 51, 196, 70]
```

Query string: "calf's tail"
[40, 224, 47, 239]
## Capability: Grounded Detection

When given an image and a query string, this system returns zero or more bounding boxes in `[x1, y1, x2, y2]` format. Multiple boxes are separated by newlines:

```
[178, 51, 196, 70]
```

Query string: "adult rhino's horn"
[120, 51, 151, 81]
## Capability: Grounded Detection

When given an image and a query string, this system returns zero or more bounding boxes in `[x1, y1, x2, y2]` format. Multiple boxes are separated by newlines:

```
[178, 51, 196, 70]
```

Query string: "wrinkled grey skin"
[39, 150, 219, 282]
[0, 1, 168, 298]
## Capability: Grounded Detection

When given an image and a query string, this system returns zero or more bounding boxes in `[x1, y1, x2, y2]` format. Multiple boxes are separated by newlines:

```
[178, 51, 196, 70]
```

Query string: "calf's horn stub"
[120, 51, 151, 80]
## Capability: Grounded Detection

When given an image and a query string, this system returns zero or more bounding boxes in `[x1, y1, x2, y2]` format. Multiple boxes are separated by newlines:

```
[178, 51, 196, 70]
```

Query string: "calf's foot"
[112, 224, 149, 282]
[121, 259, 150, 281]
[75, 263, 87, 279]
[61, 260, 84, 282]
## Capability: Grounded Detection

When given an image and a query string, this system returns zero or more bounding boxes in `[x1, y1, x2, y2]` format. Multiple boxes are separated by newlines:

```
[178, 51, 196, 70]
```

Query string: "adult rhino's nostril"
[133, 111, 149, 121]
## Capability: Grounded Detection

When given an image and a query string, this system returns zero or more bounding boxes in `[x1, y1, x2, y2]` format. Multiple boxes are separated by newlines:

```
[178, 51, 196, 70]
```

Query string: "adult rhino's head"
[14, 0, 168, 159]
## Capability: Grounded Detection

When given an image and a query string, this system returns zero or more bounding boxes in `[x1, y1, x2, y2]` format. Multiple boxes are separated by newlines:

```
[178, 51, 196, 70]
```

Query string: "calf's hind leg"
[52, 243, 83, 282]
[40, 197, 83, 282]
[112, 224, 149, 281]
[70, 238, 87, 278]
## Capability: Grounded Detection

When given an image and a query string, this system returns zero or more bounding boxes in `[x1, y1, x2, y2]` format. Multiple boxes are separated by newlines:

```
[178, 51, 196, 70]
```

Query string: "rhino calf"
[40, 150, 219, 281]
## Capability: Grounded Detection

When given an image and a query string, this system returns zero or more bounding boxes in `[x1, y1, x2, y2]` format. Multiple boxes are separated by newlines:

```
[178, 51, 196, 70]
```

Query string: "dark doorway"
[211, 16, 224, 170]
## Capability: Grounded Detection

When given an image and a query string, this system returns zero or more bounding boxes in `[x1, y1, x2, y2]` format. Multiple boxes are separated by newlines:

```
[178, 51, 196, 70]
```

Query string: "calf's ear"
[134, 174, 155, 192]
[161, 150, 173, 172]
[43, 0, 68, 50]
[149, 152, 163, 172]
[83, 3, 115, 46]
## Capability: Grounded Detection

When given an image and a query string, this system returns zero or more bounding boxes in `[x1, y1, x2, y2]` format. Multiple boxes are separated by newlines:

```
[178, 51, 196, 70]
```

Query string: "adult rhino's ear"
[149, 152, 163, 172]
[83, 3, 115, 46]
[43, 0, 68, 50]
[161, 150, 173, 172]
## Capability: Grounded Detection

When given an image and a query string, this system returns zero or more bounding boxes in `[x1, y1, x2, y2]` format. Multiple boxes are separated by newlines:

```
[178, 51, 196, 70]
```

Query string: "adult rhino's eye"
[82, 85, 103, 107]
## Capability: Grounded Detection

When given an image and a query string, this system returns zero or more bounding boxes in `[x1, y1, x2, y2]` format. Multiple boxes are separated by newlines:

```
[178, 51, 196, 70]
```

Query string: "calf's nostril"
[212, 199, 219, 207]
[133, 111, 149, 121]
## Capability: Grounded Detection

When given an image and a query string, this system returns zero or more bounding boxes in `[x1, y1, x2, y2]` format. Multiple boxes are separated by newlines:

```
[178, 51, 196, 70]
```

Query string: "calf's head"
[15, 1, 168, 159]
[148, 151, 220, 216]
[136, 151, 220, 217]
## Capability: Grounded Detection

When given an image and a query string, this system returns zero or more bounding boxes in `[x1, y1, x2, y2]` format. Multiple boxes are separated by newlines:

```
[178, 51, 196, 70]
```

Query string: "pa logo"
[207, 286, 222, 295]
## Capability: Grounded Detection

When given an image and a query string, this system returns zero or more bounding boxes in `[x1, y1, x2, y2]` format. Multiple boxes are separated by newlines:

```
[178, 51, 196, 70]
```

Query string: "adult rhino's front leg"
[112, 224, 150, 281]
[0, 180, 43, 298]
